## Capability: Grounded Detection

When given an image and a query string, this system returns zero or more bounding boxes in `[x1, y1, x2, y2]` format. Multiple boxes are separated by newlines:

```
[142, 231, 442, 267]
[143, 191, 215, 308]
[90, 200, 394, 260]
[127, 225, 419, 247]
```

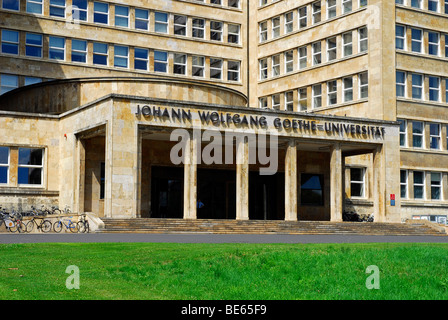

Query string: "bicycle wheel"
[41, 220, 52, 233]
[77, 221, 86, 233]
[68, 221, 78, 233]
[85, 221, 90, 233]
[8, 221, 17, 233]
[25, 220, 35, 233]
[17, 221, 27, 233]
[53, 221, 63, 233]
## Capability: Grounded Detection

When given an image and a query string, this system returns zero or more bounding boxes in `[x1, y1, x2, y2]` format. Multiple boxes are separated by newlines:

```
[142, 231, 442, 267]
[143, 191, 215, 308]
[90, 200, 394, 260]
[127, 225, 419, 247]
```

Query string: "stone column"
[330, 142, 344, 222]
[285, 140, 298, 221]
[183, 131, 197, 220]
[236, 135, 249, 220]
[373, 145, 386, 222]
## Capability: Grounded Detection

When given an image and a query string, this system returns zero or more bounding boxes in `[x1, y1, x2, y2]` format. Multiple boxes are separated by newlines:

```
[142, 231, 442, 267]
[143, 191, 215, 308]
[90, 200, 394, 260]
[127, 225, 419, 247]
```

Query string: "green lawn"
[0, 242, 447, 300]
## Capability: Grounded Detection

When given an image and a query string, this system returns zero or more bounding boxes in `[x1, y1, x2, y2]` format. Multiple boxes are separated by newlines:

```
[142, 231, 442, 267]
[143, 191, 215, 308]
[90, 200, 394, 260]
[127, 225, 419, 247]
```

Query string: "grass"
[0, 242, 447, 300]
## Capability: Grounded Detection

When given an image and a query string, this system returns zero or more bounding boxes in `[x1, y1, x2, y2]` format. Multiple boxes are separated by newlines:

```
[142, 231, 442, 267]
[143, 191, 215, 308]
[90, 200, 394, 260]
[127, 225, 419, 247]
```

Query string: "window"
[154, 12, 168, 33]
[134, 48, 149, 71]
[411, 0, 422, 9]
[312, 84, 322, 108]
[210, 21, 223, 41]
[259, 58, 267, 79]
[445, 0, 448, 14]
[93, 2, 109, 24]
[413, 171, 425, 199]
[2, 0, 19, 10]
[350, 168, 365, 198]
[272, 94, 280, 110]
[411, 28, 422, 53]
[298, 46, 307, 69]
[1, 30, 19, 55]
[259, 21, 267, 42]
[93, 42, 108, 66]
[342, 0, 352, 13]
[49, 36, 65, 60]
[285, 50, 293, 73]
[430, 123, 440, 149]
[327, 80, 337, 105]
[312, 42, 322, 65]
[429, 76, 440, 102]
[298, 6, 307, 29]
[400, 170, 408, 199]
[135, 9, 149, 30]
[192, 56, 205, 77]
[285, 91, 294, 111]
[72, 0, 87, 21]
[227, 61, 240, 81]
[228, 24, 240, 44]
[327, 37, 337, 61]
[114, 45, 128, 68]
[412, 121, 424, 148]
[396, 25, 406, 50]
[259, 97, 268, 109]
[301, 174, 324, 206]
[25, 33, 43, 58]
[115, 5, 129, 28]
[210, 58, 223, 79]
[411, 73, 423, 99]
[285, 12, 294, 33]
[398, 119, 407, 147]
[428, 0, 439, 12]
[359, 0, 368, 7]
[272, 55, 280, 76]
[173, 53, 187, 75]
[343, 32, 353, 57]
[0, 74, 18, 95]
[431, 172, 442, 200]
[18, 148, 43, 186]
[154, 51, 168, 73]
[396, 71, 406, 97]
[211, 0, 221, 4]
[312, 1, 321, 24]
[0, 147, 9, 184]
[174, 15, 187, 36]
[428, 32, 439, 56]
[298, 88, 307, 111]
[24, 77, 41, 86]
[359, 72, 368, 98]
[192, 19, 205, 39]
[27, 0, 42, 14]
[327, 0, 336, 18]
[71, 39, 87, 63]
[359, 27, 368, 52]
[446, 35, 448, 58]
[228, 0, 239, 8]
[343, 77, 353, 102]
[272, 16, 280, 38]
[50, 0, 66, 18]
[446, 79, 448, 102]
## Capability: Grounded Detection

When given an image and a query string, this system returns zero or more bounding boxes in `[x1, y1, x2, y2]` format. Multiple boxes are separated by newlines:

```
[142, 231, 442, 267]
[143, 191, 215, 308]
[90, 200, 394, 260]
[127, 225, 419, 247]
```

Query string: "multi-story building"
[0, 0, 446, 226]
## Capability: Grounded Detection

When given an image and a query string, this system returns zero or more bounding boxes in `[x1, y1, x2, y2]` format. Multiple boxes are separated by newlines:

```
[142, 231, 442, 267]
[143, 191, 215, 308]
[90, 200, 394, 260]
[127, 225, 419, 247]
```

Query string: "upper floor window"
[174, 15, 187, 36]
[411, 0, 422, 9]
[134, 48, 149, 71]
[192, 19, 205, 39]
[411, 28, 422, 53]
[135, 9, 149, 31]
[115, 5, 129, 28]
[27, 0, 43, 14]
[228, 60, 240, 82]
[71, 39, 87, 63]
[114, 45, 128, 68]
[1, 30, 19, 55]
[298, 6, 307, 28]
[0, 147, 9, 184]
[50, 0, 66, 18]
[285, 12, 294, 33]
[259, 21, 267, 42]
[312, 1, 321, 24]
[359, 27, 368, 52]
[18, 148, 44, 186]
[173, 53, 187, 75]
[25, 33, 43, 58]
[210, 58, 223, 79]
[327, 0, 337, 19]
[272, 17, 280, 38]
[228, 0, 239, 8]
[396, 71, 406, 97]
[192, 56, 205, 77]
[154, 12, 168, 33]
[2, 0, 19, 11]
[93, 42, 108, 66]
[0, 74, 18, 95]
[396, 25, 406, 50]
[93, 2, 109, 25]
[72, 0, 87, 21]
[154, 50, 168, 73]
[49, 36, 65, 60]
[210, 21, 223, 41]
[228, 24, 240, 44]
[428, 0, 438, 12]
[342, 0, 352, 14]
[428, 32, 439, 56]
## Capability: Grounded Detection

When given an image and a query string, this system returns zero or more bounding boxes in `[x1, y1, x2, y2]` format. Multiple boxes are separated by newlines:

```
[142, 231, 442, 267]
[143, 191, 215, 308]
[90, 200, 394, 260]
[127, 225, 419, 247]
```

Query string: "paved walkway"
[0, 233, 447, 244]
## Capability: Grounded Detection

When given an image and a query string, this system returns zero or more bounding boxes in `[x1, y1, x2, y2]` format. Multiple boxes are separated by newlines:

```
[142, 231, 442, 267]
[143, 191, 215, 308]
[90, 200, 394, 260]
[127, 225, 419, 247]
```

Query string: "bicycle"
[3, 208, 26, 233]
[77, 214, 90, 233]
[53, 216, 78, 233]
[25, 214, 52, 233]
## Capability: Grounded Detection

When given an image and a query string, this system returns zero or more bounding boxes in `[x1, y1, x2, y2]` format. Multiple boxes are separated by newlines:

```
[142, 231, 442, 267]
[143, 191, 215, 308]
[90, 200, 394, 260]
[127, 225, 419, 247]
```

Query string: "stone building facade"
[0, 0, 447, 224]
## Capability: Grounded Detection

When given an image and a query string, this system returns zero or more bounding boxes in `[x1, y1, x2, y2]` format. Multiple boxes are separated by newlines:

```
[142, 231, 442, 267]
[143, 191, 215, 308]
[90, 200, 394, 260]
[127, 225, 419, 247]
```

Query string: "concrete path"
[0, 233, 447, 244]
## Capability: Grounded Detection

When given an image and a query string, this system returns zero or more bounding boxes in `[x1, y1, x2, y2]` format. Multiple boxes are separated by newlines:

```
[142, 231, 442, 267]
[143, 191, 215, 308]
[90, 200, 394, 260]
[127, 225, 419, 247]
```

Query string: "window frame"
[429, 123, 441, 150]
[134, 47, 149, 71]
[48, 36, 65, 61]
[227, 60, 240, 82]
[359, 72, 368, 99]
[154, 12, 168, 34]
[17, 147, 44, 187]
[210, 58, 223, 80]
[412, 121, 424, 148]
[154, 50, 168, 73]
[93, 1, 109, 25]
[327, 80, 337, 105]
[350, 167, 365, 198]
[192, 55, 205, 78]
[92, 42, 108, 66]
[312, 84, 322, 108]
[173, 53, 187, 75]
[192, 18, 205, 39]
[343, 76, 353, 102]
[0, 146, 9, 185]
[26, 0, 43, 14]
[114, 45, 129, 68]
[49, 0, 66, 18]
[1, 30, 19, 56]
[173, 15, 187, 36]
[114, 5, 129, 28]
[134, 8, 149, 31]
[210, 21, 223, 42]
[400, 169, 408, 199]
[25, 33, 43, 58]
[413, 170, 425, 200]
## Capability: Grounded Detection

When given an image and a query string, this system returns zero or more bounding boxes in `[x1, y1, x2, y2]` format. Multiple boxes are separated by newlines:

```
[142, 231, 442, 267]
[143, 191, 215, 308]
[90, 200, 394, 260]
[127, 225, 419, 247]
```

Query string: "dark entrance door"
[249, 171, 285, 220]
[150, 166, 183, 218]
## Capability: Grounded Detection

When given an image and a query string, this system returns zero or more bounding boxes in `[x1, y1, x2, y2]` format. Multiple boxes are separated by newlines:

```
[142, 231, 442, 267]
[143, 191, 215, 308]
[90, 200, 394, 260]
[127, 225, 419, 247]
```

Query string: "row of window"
[396, 71, 448, 103]
[0, 74, 45, 95]
[396, 25, 448, 58]
[259, 27, 367, 80]
[259, 72, 368, 111]
[258, 0, 367, 42]
[396, 0, 448, 14]
[187, 0, 241, 8]
[0, 31, 241, 85]
[398, 119, 448, 150]
[0, 147, 43, 186]
[400, 170, 447, 201]
[1, 0, 241, 45]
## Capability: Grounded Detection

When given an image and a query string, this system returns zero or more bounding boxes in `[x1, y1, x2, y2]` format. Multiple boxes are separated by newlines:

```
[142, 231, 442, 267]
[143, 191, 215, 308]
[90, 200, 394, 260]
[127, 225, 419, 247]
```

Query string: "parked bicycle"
[25, 214, 52, 233]
[53, 216, 78, 233]
[77, 214, 90, 233]
[1, 207, 26, 233]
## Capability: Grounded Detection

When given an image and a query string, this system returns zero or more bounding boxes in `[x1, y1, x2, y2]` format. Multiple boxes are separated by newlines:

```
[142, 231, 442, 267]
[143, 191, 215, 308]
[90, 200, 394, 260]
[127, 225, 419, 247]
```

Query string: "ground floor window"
[18, 148, 43, 185]
[300, 174, 324, 206]
[0, 146, 9, 184]
[350, 167, 365, 198]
